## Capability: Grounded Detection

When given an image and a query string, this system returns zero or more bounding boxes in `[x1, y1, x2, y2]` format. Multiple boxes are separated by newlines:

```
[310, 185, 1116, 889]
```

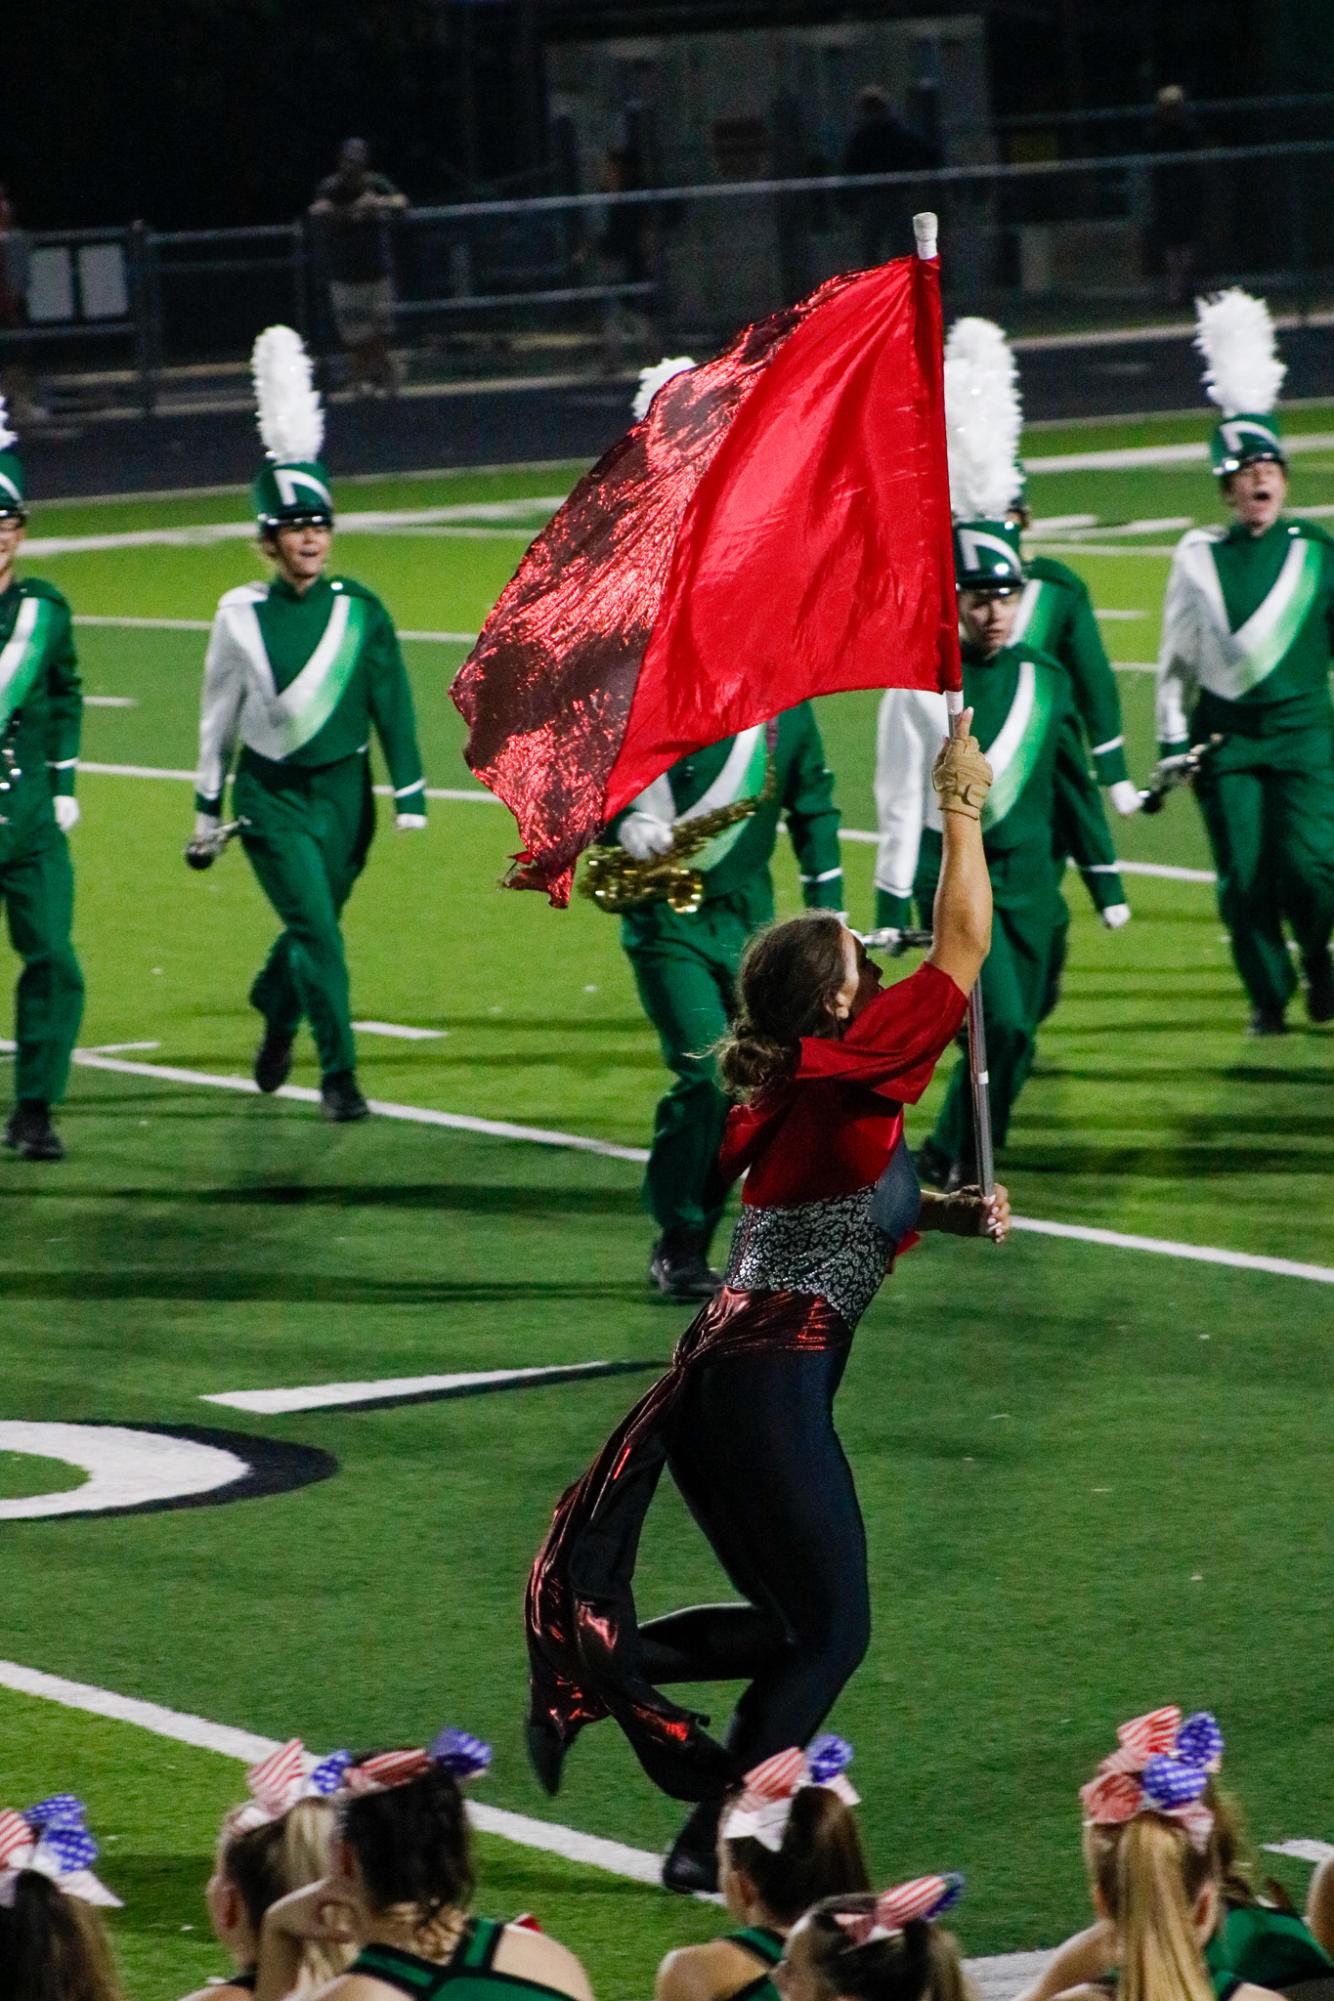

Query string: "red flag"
[451, 253, 957, 905]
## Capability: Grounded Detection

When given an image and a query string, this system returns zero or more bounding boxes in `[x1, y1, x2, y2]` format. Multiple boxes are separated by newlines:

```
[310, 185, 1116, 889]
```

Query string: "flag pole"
[913, 209, 996, 1203]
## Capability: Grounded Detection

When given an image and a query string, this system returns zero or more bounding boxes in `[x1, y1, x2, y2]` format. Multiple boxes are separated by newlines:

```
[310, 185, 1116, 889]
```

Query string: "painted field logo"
[0, 1421, 336, 1520]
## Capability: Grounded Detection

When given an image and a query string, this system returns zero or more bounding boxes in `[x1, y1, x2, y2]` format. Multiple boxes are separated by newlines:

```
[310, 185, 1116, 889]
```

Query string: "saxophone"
[580, 762, 775, 916]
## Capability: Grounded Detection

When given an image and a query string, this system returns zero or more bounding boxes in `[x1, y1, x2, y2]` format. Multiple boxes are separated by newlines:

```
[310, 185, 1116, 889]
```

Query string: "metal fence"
[7, 138, 1333, 418]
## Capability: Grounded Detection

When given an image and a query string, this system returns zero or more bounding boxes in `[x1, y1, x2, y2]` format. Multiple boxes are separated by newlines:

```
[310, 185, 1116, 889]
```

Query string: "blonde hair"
[1089, 1815, 1216, 2001]
[220, 1797, 354, 1990]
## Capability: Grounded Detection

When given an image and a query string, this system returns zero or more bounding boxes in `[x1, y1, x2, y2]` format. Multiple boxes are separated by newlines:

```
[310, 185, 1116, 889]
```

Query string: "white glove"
[395, 813, 427, 830]
[618, 811, 675, 860]
[1101, 902, 1132, 930]
[194, 811, 221, 842]
[1109, 779, 1141, 818]
[53, 796, 80, 833]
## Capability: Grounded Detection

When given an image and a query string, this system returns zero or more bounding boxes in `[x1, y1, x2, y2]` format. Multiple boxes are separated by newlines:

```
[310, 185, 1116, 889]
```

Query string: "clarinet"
[0, 715, 21, 825]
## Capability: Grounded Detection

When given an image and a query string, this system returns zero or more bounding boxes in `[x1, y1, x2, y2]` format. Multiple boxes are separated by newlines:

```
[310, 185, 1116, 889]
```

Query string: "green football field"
[2, 402, 1331, 2000]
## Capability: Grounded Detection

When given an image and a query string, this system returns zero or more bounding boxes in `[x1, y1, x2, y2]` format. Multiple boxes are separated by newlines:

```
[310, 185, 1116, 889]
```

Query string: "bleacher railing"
[7, 138, 1333, 416]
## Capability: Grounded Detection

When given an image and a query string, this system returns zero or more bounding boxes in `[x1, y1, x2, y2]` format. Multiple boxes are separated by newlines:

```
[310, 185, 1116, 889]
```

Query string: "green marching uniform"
[1157, 519, 1334, 1027]
[348, 1924, 575, 2001]
[607, 705, 842, 1290]
[1011, 555, 1135, 1021]
[0, 436, 85, 1160]
[1157, 285, 1334, 1031]
[875, 632, 1126, 1175]
[720, 1927, 784, 2001]
[195, 570, 426, 1084]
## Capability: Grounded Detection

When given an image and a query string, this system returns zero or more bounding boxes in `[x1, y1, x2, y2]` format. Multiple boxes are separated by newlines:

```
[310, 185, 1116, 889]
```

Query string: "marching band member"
[605, 707, 845, 1300]
[1156, 290, 1334, 1034]
[193, 328, 427, 1121]
[527, 724, 1007, 1895]
[875, 330, 1129, 1186]
[0, 400, 84, 1162]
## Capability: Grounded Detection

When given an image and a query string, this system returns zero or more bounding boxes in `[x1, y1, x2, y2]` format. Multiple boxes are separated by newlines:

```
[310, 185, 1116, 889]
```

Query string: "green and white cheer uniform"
[1156, 517, 1334, 1015]
[612, 703, 843, 1247]
[195, 572, 426, 1078]
[0, 579, 84, 1105]
[875, 642, 1125, 1163]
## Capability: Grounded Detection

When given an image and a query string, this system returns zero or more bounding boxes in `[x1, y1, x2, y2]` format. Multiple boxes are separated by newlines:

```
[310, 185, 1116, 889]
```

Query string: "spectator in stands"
[839, 86, 942, 267]
[775, 1876, 972, 2001]
[1014, 1709, 1334, 2001]
[309, 139, 407, 397]
[180, 1781, 351, 2001]
[253, 1737, 594, 2001]
[0, 1795, 124, 2001]
[656, 1740, 871, 2001]
[1146, 87, 1208, 305]
[0, 185, 42, 426]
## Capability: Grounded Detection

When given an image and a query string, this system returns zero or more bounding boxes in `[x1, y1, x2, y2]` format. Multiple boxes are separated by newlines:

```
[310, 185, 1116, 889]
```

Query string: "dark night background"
[9, 0, 1334, 231]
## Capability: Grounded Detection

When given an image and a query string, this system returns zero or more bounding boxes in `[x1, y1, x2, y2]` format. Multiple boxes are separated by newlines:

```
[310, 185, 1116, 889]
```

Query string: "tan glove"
[931, 731, 993, 821]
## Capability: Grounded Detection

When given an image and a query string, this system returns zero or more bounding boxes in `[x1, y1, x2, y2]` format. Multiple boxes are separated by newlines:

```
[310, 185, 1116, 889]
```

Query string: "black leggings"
[639, 1344, 870, 1774]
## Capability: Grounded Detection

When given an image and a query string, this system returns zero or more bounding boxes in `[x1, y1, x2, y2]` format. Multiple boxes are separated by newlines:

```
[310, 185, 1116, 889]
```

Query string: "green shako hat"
[1195, 289, 1286, 477]
[250, 325, 332, 528]
[0, 395, 26, 518]
[944, 315, 1025, 592]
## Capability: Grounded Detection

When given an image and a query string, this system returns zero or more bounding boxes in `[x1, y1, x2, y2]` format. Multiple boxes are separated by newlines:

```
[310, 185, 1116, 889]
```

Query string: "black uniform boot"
[661, 1796, 723, 1894]
[649, 1229, 721, 1301]
[1303, 949, 1334, 1024]
[1247, 1007, 1288, 1038]
[320, 1070, 370, 1122]
[254, 1025, 295, 1093]
[3, 1101, 65, 1161]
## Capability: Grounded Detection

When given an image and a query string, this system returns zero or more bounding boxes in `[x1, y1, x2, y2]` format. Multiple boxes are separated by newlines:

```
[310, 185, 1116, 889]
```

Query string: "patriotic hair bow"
[0, 1800, 122, 1910]
[342, 1728, 492, 1798]
[228, 1739, 355, 1835]
[833, 1875, 965, 1946]
[1080, 1707, 1224, 1853]
[722, 1736, 860, 1853]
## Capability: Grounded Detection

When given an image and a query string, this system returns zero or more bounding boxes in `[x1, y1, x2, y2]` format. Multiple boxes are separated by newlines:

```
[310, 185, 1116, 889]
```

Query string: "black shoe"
[320, 1070, 370, 1122]
[915, 1138, 954, 1189]
[649, 1231, 721, 1302]
[661, 1799, 722, 1895]
[525, 1717, 569, 1798]
[3, 1102, 65, 1161]
[254, 1025, 295, 1093]
[1303, 950, 1334, 1024]
[1247, 1007, 1288, 1038]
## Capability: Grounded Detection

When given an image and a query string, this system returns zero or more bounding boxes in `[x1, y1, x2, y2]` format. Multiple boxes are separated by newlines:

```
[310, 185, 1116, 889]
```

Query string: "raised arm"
[925, 710, 992, 993]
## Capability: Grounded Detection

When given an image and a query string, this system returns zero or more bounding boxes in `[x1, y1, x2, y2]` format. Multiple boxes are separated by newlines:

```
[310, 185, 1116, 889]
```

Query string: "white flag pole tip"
[913, 211, 938, 259]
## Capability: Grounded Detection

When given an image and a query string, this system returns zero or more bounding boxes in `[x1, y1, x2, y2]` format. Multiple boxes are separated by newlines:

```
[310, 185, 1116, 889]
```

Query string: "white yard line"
[1265, 1840, 1334, 1864]
[36, 1044, 1332, 1287]
[29, 498, 564, 559]
[1094, 609, 1146, 620]
[202, 1364, 632, 1415]
[352, 1020, 447, 1041]
[1026, 430, 1334, 474]
[83, 695, 137, 708]
[74, 615, 476, 644]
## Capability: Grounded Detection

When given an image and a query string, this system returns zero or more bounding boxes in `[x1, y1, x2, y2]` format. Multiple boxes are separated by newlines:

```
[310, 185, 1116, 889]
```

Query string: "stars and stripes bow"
[0, 1800, 122, 1909]
[343, 1728, 493, 1797]
[1080, 1707, 1224, 1852]
[833, 1874, 965, 1945]
[721, 1736, 859, 1853]
[227, 1739, 355, 1835]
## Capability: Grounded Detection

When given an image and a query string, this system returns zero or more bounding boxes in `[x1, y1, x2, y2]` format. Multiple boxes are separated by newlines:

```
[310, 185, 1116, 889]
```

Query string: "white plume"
[0, 391, 17, 453]
[944, 316, 1022, 519]
[1195, 289, 1285, 416]
[251, 325, 324, 461]
[632, 355, 697, 422]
